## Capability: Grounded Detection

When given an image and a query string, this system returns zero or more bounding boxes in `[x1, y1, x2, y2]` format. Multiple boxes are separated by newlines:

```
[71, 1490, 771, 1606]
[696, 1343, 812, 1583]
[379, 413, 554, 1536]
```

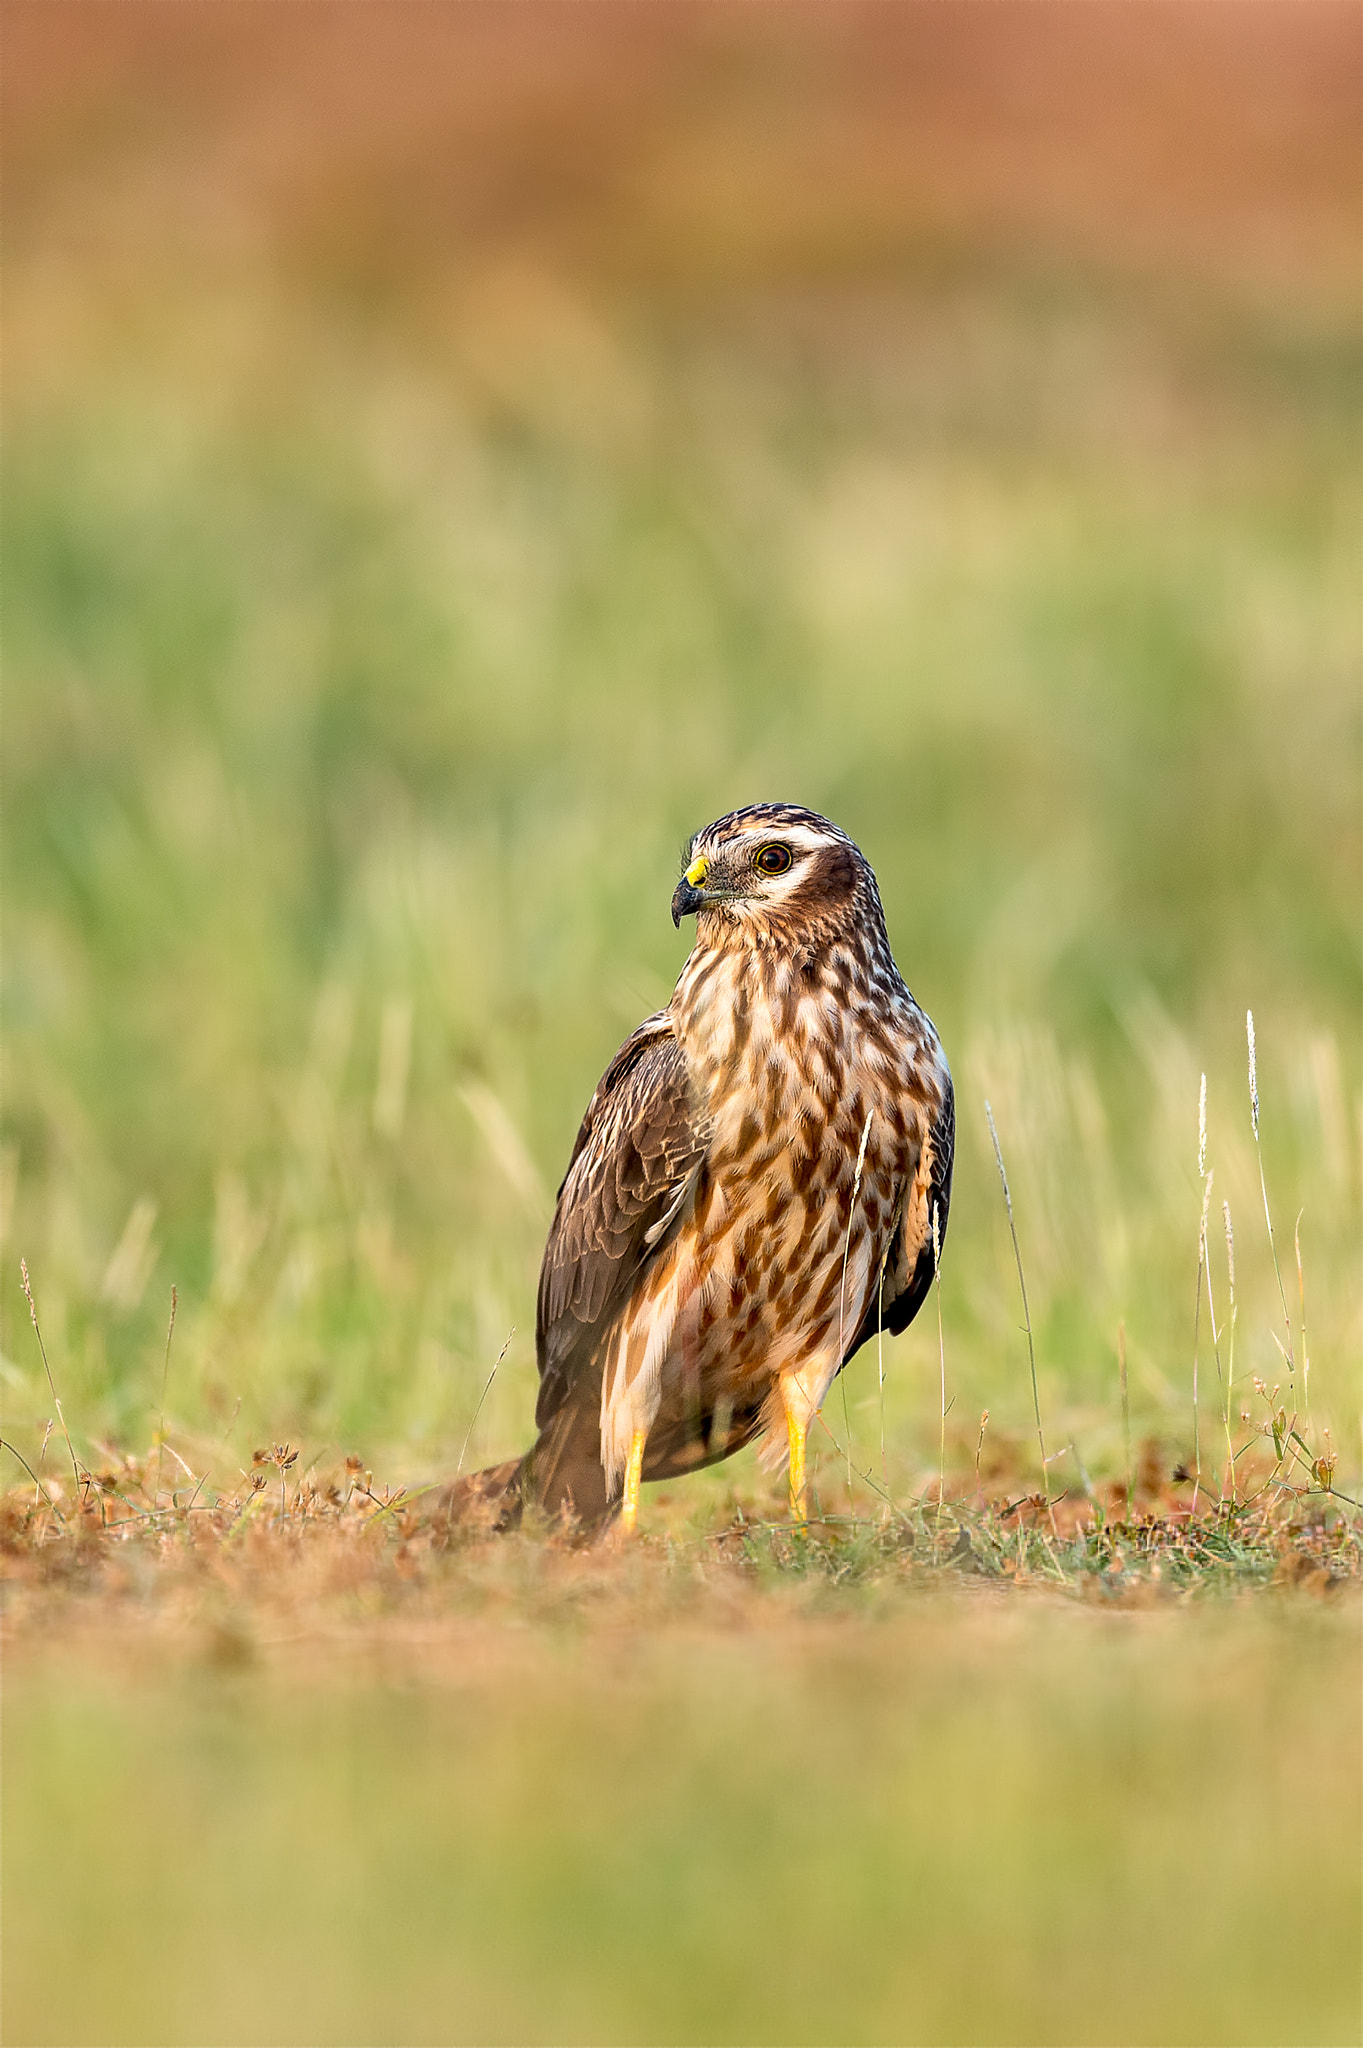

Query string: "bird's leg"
[620, 1427, 647, 1535]
[786, 1404, 808, 1526]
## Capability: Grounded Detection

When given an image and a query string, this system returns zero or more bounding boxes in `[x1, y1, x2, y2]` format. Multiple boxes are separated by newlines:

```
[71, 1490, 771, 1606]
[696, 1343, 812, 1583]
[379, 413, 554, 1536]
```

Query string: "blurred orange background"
[7, 2, 1358, 313]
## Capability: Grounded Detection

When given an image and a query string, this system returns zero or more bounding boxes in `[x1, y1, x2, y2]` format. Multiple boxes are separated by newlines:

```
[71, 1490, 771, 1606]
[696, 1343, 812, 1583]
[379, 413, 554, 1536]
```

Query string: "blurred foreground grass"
[6, 1531, 1359, 2048]
[3, 266, 1360, 1501]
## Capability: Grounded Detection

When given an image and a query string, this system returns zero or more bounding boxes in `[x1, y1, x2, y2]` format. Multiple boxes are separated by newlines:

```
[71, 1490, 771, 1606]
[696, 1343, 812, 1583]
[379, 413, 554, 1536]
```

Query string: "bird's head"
[671, 803, 880, 947]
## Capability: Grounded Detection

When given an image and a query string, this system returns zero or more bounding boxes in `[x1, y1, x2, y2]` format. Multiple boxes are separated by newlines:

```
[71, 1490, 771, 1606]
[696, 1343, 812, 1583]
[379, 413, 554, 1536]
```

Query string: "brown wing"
[534, 1011, 708, 1437]
[844, 1067, 954, 1364]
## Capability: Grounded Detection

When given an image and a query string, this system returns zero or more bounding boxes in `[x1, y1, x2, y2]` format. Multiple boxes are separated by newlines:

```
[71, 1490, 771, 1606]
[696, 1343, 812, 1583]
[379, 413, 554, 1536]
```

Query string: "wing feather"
[843, 1067, 954, 1364]
[535, 1012, 707, 1434]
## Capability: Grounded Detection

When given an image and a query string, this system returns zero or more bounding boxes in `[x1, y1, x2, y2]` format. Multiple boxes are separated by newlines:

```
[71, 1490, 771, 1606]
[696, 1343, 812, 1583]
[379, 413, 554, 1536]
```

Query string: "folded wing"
[843, 1068, 955, 1365]
[534, 1012, 708, 1459]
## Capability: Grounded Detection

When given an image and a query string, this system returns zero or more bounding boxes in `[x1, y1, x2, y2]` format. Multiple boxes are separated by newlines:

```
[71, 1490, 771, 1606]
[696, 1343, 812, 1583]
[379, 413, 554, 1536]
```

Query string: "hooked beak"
[671, 852, 709, 928]
[671, 880, 704, 927]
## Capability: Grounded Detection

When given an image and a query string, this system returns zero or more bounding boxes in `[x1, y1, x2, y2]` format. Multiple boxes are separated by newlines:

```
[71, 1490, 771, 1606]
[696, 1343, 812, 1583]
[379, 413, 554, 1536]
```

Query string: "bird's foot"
[620, 1427, 647, 1535]
[786, 1407, 808, 1528]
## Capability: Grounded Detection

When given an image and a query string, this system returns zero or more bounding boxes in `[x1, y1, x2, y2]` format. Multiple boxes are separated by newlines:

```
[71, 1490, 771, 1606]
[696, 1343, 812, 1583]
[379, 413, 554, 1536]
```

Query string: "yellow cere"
[685, 854, 709, 887]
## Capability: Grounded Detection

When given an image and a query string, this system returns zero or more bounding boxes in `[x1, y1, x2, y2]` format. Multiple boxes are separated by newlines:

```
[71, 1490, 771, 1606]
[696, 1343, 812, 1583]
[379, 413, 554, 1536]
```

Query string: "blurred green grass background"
[5, 269, 1359, 1496]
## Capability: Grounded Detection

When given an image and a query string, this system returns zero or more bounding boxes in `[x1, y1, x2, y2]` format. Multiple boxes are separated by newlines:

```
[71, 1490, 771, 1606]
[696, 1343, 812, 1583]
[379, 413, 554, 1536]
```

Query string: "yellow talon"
[787, 1407, 808, 1526]
[621, 1427, 647, 1534]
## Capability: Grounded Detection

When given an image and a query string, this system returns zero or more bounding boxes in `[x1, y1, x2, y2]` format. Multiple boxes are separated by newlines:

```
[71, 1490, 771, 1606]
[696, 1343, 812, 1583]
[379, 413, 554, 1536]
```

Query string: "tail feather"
[428, 1403, 615, 1536]
[524, 1401, 612, 1527]
[428, 1456, 526, 1534]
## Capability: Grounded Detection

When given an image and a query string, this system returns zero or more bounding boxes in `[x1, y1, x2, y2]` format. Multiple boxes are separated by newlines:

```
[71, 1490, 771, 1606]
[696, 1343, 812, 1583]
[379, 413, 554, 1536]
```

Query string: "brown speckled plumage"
[444, 803, 952, 1530]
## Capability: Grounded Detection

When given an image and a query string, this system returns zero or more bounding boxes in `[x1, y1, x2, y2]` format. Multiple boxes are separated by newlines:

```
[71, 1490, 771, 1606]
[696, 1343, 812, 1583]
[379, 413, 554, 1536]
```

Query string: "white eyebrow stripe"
[723, 824, 837, 858]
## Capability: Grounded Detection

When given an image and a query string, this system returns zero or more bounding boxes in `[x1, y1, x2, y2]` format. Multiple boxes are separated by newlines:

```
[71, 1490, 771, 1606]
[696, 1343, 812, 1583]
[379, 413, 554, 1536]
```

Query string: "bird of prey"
[446, 803, 953, 1533]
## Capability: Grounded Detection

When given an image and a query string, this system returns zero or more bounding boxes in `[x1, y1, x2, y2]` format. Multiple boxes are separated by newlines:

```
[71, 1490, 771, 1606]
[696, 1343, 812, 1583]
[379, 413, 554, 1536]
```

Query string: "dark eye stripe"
[754, 844, 792, 876]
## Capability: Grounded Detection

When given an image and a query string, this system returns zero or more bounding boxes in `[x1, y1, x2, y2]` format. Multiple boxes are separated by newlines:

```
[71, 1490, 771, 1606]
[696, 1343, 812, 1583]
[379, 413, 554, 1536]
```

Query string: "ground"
[5, 1472, 1360, 2045]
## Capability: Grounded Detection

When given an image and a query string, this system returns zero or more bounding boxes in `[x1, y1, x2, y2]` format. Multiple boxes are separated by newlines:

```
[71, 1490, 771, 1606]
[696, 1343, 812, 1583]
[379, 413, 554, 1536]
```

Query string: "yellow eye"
[754, 843, 792, 876]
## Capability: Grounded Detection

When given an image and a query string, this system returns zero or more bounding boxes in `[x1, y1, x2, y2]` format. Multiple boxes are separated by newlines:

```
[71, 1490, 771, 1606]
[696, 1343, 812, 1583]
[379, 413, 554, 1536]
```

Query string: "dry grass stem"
[1294, 1210, 1310, 1424]
[1247, 1011, 1296, 1396]
[984, 1101, 1052, 1523]
[455, 1328, 516, 1477]
[1118, 1320, 1131, 1509]
[1191, 1074, 1209, 1513]
[154, 1285, 178, 1515]
[1222, 1200, 1238, 1503]
[19, 1259, 81, 1495]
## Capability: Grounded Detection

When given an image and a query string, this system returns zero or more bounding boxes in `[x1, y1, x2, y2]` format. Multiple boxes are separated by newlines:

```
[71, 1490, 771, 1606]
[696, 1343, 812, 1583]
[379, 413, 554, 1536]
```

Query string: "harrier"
[450, 803, 953, 1532]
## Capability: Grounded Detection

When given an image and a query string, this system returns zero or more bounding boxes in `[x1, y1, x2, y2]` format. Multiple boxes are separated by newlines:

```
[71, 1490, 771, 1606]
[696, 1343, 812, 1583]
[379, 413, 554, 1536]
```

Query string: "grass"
[3, 28, 1362, 2038]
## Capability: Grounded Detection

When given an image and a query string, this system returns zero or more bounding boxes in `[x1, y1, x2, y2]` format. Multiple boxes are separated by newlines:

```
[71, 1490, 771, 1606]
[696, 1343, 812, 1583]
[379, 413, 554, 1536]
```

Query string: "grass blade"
[984, 1101, 1050, 1513]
